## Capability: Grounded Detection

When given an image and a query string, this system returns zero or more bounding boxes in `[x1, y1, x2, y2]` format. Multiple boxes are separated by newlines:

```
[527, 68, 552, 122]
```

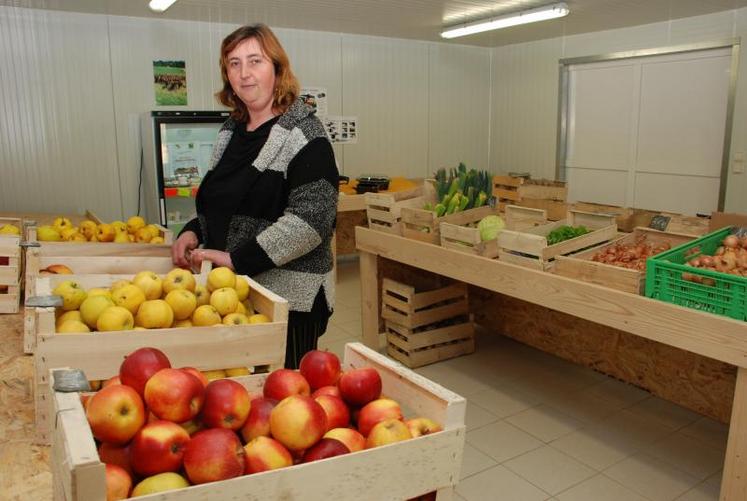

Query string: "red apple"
[302, 438, 350, 463]
[365, 418, 412, 449]
[269, 395, 327, 451]
[299, 350, 341, 390]
[180, 366, 209, 388]
[263, 369, 310, 401]
[240, 397, 277, 443]
[311, 385, 342, 399]
[357, 398, 403, 437]
[200, 379, 251, 430]
[183, 428, 245, 484]
[130, 420, 191, 476]
[314, 394, 350, 431]
[405, 417, 443, 438]
[105, 463, 132, 500]
[243, 436, 293, 474]
[98, 442, 133, 476]
[86, 384, 146, 445]
[102, 375, 121, 388]
[119, 347, 171, 397]
[338, 367, 381, 407]
[323, 427, 366, 453]
[144, 368, 205, 422]
[179, 418, 204, 436]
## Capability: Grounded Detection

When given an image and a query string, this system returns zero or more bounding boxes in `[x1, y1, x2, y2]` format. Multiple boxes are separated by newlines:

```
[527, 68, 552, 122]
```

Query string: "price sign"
[649, 215, 671, 231]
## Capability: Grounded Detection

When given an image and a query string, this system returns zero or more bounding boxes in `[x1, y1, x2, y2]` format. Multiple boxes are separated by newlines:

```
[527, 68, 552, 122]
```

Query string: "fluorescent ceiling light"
[149, 0, 179, 13]
[441, 2, 569, 39]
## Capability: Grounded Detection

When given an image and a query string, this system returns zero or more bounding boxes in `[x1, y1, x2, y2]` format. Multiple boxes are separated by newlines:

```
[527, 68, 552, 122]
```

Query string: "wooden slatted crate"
[50, 342, 466, 500]
[382, 278, 474, 368]
[364, 185, 424, 235]
[571, 202, 659, 233]
[0, 216, 23, 313]
[492, 175, 523, 210]
[554, 227, 696, 294]
[32, 272, 288, 444]
[497, 210, 618, 271]
[401, 205, 495, 245]
[439, 205, 546, 258]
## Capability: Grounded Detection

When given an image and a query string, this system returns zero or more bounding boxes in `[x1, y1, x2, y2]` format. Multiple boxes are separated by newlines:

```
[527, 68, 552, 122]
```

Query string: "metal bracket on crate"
[52, 369, 91, 393]
[26, 295, 63, 308]
[20, 241, 41, 248]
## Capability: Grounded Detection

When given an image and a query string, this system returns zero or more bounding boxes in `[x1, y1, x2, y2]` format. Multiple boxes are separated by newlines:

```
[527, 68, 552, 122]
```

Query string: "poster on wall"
[324, 116, 358, 144]
[153, 60, 187, 106]
[300, 87, 328, 117]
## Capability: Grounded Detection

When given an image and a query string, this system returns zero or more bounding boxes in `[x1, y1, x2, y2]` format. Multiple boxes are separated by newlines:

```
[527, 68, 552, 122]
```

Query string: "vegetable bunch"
[546, 225, 590, 245]
[426, 162, 492, 217]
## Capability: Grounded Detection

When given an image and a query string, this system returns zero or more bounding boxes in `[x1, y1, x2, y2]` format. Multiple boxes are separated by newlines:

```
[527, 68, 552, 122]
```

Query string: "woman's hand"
[172, 231, 199, 268]
[189, 249, 234, 274]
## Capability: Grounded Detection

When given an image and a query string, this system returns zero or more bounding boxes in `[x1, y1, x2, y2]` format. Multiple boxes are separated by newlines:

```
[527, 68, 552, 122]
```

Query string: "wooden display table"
[355, 226, 747, 501]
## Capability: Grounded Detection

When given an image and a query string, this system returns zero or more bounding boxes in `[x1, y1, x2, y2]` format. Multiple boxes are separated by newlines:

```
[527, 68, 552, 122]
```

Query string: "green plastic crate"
[644, 226, 747, 321]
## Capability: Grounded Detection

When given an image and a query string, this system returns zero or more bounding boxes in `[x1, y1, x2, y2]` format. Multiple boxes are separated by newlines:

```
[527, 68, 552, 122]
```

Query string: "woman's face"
[226, 37, 276, 115]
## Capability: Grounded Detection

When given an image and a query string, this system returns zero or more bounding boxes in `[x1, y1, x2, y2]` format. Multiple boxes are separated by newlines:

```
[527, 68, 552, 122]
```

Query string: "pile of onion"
[682, 234, 747, 284]
[591, 236, 672, 271]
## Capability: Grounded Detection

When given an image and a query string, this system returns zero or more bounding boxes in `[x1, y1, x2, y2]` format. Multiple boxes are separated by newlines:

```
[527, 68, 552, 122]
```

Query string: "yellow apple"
[57, 319, 91, 334]
[52, 216, 73, 234]
[201, 369, 227, 381]
[60, 227, 79, 241]
[131, 472, 189, 496]
[222, 312, 250, 325]
[70, 232, 88, 242]
[194, 285, 210, 307]
[132, 271, 163, 300]
[172, 318, 193, 328]
[56, 310, 83, 329]
[243, 299, 255, 315]
[164, 289, 197, 320]
[225, 367, 251, 376]
[145, 224, 161, 240]
[234, 302, 247, 315]
[96, 223, 115, 242]
[248, 313, 271, 324]
[37, 225, 62, 242]
[234, 276, 250, 302]
[135, 299, 173, 329]
[111, 284, 146, 315]
[111, 221, 127, 234]
[96, 306, 134, 332]
[163, 268, 196, 294]
[191, 304, 221, 327]
[52, 280, 88, 311]
[150, 236, 165, 244]
[134, 227, 152, 243]
[109, 280, 131, 293]
[87, 288, 111, 299]
[0, 224, 20, 235]
[79, 220, 97, 240]
[207, 267, 236, 292]
[209, 287, 239, 316]
[126, 216, 146, 235]
[113, 231, 130, 243]
[79, 294, 115, 329]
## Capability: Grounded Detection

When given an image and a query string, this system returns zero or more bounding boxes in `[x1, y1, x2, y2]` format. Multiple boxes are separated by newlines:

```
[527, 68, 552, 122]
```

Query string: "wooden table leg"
[721, 366, 747, 500]
[359, 250, 379, 350]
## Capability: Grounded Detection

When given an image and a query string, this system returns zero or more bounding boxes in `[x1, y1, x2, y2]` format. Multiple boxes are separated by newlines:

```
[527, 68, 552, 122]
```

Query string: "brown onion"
[700, 256, 715, 268]
[724, 235, 739, 249]
[715, 246, 725, 256]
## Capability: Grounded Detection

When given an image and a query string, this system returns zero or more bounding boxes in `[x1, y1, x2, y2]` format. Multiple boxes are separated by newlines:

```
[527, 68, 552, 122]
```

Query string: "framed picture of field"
[153, 60, 187, 105]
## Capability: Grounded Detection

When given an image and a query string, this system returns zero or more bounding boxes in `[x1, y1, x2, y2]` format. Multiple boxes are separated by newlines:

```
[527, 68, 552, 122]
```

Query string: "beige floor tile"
[504, 445, 596, 495]
[319, 323, 354, 343]
[604, 452, 700, 501]
[679, 418, 729, 451]
[550, 427, 641, 470]
[456, 465, 549, 501]
[505, 405, 585, 443]
[415, 364, 491, 397]
[468, 386, 541, 418]
[676, 480, 720, 501]
[317, 336, 355, 359]
[592, 409, 675, 449]
[334, 319, 363, 339]
[465, 400, 500, 431]
[625, 396, 702, 431]
[460, 442, 498, 479]
[542, 390, 620, 425]
[556, 474, 649, 501]
[644, 431, 725, 480]
[585, 378, 651, 409]
[328, 306, 361, 325]
[466, 420, 543, 463]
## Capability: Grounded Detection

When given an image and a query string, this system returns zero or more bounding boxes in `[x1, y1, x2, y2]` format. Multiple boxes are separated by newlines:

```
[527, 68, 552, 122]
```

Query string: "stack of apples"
[35, 216, 166, 244]
[53, 266, 269, 334]
[88, 347, 443, 499]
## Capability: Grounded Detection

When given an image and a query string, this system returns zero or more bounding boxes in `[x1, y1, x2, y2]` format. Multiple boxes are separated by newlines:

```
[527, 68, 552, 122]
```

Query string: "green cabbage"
[478, 215, 505, 242]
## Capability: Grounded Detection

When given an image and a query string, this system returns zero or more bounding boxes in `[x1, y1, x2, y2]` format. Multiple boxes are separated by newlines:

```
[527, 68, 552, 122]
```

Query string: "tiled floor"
[323, 258, 728, 501]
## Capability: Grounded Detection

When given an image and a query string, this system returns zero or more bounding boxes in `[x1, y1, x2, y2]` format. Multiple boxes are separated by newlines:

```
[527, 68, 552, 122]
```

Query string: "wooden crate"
[516, 198, 569, 221]
[32, 272, 288, 444]
[400, 205, 492, 245]
[517, 179, 567, 201]
[439, 205, 547, 258]
[492, 175, 523, 210]
[50, 342, 466, 501]
[0, 216, 23, 313]
[660, 212, 711, 237]
[386, 319, 475, 369]
[22, 245, 174, 354]
[364, 186, 424, 235]
[497, 210, 618, 270]
[571, 202, 658, 232]
[554, 227, 696, 294]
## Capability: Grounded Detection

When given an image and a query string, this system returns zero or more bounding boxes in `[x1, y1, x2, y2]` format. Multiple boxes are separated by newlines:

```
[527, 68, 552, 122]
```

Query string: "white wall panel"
[726, 8, 747, 214]
[668, 10, 737, 45]
[0, 6, 121, 220]
[566, 168, 627, 206]
[428, 43, 491, 175]
[341, 35, 429, 180]
[562, 22, 668, 58]
[634, 172, 721, 214]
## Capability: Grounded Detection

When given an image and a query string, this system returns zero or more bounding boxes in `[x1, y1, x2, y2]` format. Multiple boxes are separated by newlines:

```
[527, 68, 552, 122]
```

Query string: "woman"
[171, 24, 338, 369]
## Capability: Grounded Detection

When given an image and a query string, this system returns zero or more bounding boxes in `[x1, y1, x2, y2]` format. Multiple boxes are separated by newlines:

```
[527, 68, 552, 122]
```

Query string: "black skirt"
[285, 287, 332, 369]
